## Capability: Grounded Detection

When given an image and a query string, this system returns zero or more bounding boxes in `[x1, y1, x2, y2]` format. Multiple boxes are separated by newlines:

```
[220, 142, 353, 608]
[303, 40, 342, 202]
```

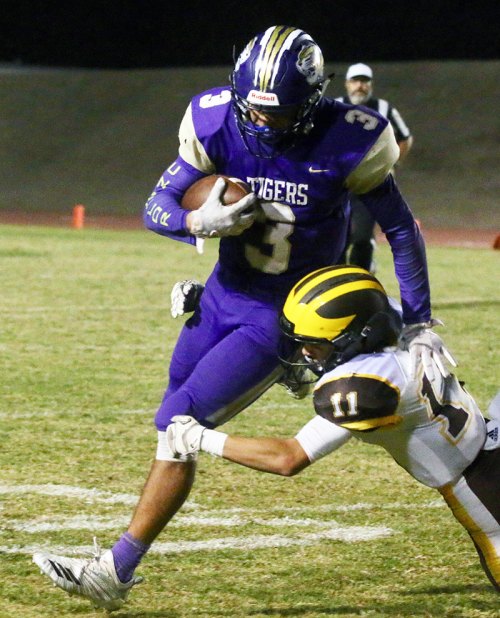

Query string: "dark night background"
[1, 0, 498, 228]
[1, 1, 498, 68]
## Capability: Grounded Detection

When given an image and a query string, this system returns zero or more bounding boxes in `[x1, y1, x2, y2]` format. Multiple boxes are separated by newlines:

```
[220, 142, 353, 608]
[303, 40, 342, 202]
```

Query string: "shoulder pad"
[190, 86, 233, 138]
[313, 373, 401, 431]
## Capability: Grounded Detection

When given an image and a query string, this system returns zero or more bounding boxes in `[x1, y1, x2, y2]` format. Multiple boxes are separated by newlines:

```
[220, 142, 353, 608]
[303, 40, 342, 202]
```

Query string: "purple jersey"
[144, 86, 430, 322]
[147, 85, 431, 430]
[190, 90, 384, 297]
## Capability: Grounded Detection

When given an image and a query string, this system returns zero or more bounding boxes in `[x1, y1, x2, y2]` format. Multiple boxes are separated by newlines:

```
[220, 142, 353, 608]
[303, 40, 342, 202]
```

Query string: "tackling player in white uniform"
[168, 266, 500, 592]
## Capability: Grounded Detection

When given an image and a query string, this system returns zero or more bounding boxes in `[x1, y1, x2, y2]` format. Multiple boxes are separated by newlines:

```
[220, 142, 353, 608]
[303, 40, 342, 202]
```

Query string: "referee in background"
[337, 63, 414, 273]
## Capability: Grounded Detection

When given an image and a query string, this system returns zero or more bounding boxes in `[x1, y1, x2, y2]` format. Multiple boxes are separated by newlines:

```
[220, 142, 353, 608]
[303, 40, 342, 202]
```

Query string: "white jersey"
[296, 348, 487, 488]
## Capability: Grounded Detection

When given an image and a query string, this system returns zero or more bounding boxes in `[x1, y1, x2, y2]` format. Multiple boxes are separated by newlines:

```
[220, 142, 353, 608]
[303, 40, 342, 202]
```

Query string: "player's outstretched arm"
[167, 415, 352, 475]
[167, 415, 310, 476]
[222, 435, 310, 476]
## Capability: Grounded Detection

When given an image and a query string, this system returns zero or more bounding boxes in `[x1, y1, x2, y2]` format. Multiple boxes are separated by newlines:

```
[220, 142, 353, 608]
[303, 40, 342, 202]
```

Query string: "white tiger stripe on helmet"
[254, 26, 302, 90]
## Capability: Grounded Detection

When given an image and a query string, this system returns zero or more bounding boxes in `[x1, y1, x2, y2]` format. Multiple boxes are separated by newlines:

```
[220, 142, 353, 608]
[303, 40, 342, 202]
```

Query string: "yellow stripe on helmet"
[308, 279, 386, 311]
[282, 266, 387, 340]
[289, 266, 377, 298]
[283, 302, 356, 340]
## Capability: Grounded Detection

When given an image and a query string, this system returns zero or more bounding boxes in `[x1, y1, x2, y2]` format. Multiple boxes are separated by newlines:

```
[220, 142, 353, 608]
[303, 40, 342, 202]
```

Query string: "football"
[181, 175, 251, 211]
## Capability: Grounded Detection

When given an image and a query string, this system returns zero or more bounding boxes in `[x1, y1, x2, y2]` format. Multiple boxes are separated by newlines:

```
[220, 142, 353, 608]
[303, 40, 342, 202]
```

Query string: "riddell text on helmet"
[247, 90, 280, 105]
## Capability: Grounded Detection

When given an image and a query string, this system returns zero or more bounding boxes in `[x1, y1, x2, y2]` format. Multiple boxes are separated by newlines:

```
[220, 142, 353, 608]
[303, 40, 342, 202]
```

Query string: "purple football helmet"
[231, 25, 327, 157]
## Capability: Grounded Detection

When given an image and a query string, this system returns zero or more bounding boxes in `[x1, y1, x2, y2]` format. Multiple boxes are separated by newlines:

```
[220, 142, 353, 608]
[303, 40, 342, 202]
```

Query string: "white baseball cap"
[345, 63, 373, 80]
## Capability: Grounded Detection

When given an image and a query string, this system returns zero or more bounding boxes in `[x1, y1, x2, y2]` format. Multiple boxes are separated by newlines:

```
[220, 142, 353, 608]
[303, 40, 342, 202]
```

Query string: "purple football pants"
[154, 267, 284, 430]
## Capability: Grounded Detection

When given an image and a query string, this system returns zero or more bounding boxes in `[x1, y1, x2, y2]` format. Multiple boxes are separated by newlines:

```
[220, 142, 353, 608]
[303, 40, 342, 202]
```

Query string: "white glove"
[166, 415, 206, 459]
[189, 177, 257, 238]
[170, 279, 205, 318]
[400, 318, 458, 380]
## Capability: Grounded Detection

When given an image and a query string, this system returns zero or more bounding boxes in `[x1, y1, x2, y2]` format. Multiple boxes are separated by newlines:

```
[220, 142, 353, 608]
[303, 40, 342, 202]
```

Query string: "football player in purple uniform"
[167, 267, 500, 592]
[33, 26, 454, 610]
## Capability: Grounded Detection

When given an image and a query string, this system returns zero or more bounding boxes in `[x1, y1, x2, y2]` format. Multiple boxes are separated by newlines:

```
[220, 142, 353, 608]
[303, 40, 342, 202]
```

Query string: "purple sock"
[111, 532, 150, 583]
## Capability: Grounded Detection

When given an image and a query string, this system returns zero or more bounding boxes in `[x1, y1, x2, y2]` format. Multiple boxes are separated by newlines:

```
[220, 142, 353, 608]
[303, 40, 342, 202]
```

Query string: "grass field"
[0, 224, 499, 617]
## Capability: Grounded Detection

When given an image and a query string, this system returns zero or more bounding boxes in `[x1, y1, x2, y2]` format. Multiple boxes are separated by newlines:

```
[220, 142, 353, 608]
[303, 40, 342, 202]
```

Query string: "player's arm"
[389, 106, 413, 165]
[346, 128, 456, 374]
[143, 102, 213, 244]
[346, 125, 430, 324]
[166, 415, 351, 476]
[144, 103, 256, 241]
[221, 435, 310, 476]
[397, 135, 413, 164]
[143, 154, 207, 245]
[360, 175, 430, 324]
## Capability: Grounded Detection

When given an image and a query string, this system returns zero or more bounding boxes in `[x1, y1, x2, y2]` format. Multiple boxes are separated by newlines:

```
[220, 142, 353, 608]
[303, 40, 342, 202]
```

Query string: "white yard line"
[4, 525, 394, 556]
[0, 481, 440, 556]
[0, 408, 153, 419]
[0, 404, 301, 419]
[150, 526, 395, 553]
[0, 482, 443, 514]
[0, 483, 138, 505]
[5, 514, 131, 533]
[2, 513, 382, 534]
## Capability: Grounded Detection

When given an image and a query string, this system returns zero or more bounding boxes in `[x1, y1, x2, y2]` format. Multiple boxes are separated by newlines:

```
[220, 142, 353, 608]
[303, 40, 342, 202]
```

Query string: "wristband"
[200, 428, 228, 456]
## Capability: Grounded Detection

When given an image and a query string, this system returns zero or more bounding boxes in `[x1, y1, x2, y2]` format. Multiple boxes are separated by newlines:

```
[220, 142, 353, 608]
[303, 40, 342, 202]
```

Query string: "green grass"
[0, 224, 499, 617]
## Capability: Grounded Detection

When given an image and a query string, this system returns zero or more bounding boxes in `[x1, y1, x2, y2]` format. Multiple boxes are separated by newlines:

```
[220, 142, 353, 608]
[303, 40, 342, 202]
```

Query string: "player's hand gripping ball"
[181, 175, 252, 210]
[182, 175, 257, 238]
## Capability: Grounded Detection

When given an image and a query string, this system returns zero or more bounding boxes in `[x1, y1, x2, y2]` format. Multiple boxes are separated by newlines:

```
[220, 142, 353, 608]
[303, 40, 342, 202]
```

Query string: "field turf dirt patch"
[0, 210, 497, 249]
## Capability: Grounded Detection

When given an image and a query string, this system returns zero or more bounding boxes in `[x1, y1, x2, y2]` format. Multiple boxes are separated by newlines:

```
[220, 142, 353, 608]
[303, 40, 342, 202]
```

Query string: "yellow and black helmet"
[281, 265, 389, 340]
[279, 265, 401, 374]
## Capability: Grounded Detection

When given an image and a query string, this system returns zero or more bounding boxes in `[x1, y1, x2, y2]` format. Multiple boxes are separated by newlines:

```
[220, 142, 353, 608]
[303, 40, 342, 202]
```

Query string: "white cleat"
[33, 539, 142, 611]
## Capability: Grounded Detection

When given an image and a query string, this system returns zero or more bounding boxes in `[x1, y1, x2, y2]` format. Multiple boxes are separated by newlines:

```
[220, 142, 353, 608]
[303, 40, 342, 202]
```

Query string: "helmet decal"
[234, 37, 256, 72]
[247, 90, 280, 106]
[296, 43, 324, 85]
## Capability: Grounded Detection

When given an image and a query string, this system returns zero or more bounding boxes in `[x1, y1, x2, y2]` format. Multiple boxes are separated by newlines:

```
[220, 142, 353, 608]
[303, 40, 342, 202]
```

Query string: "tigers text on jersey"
[310, 348, 486, 488]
